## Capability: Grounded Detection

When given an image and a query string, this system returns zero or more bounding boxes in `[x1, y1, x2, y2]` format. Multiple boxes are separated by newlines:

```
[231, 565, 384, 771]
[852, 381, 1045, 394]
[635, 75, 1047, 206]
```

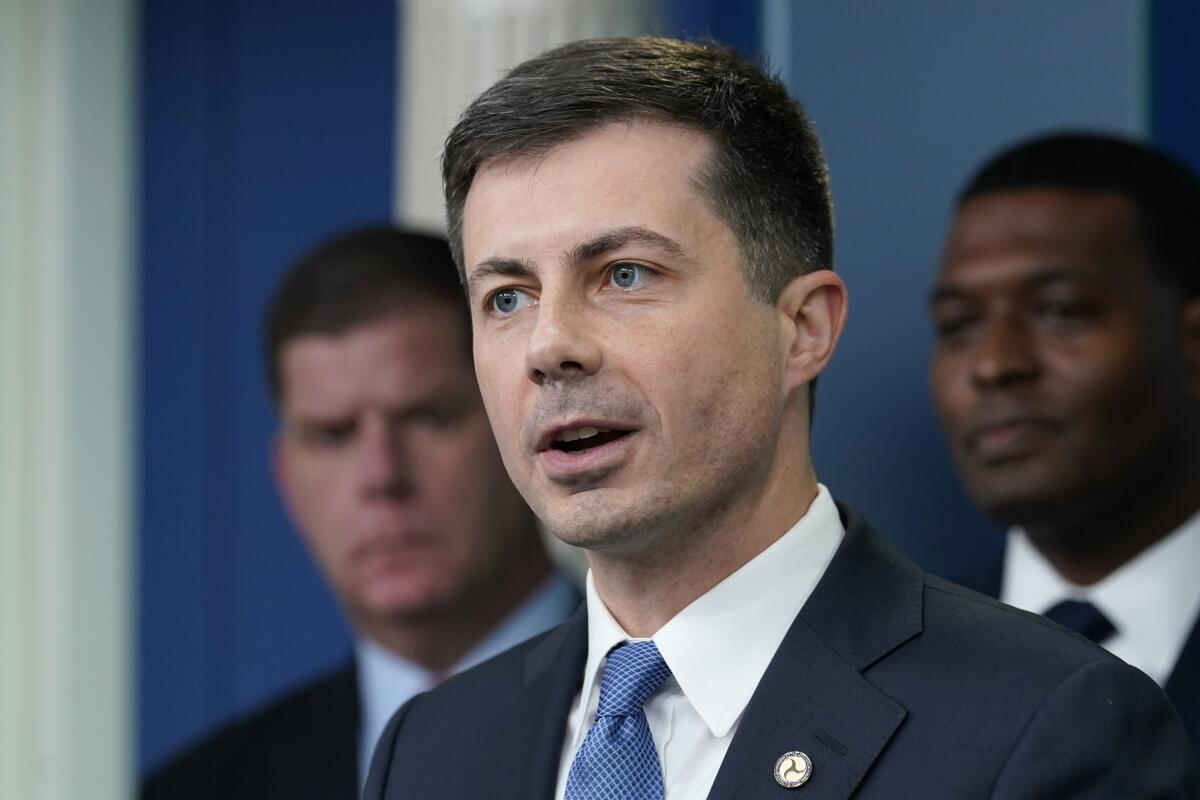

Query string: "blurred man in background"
[929, 132, 1200, 758]
[143, 227, 578, 798]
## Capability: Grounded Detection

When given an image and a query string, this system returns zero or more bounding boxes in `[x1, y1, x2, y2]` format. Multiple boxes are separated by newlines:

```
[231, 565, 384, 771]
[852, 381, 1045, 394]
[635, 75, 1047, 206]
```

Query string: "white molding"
[395, 0, 661, 230]
[762, 0, 794, 86]
[0, 1, 134, 798]
[1132, 0, 1150, 136]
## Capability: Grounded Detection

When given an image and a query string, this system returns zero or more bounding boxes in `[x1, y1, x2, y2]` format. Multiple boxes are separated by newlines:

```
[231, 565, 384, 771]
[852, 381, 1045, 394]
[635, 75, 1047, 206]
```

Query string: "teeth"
[555, 426, 611, 443]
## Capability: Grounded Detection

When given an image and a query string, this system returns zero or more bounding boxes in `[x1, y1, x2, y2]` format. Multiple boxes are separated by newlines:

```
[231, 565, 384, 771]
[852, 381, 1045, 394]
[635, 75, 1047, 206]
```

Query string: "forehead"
[279, 305, 471, 415]
[940, 188, 1142, 281]
[460, 120, 727, 274]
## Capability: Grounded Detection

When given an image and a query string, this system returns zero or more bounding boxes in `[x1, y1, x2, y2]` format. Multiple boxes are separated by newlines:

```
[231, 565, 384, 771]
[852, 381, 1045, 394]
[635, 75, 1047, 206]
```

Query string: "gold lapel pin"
[774, 751, 812, 789]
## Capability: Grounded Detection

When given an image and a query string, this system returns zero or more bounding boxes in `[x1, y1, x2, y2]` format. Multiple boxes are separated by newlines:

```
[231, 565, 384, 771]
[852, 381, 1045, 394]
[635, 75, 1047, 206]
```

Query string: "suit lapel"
[707, 506, 922, 799]
[481, 607, 588, 800]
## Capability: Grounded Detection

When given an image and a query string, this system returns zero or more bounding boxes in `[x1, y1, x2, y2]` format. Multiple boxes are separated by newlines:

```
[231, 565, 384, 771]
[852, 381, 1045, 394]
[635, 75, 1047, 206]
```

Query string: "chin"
[541, 510, 622, 549]
[961, 456, 1063, 516]
[540, 515, 609, 549]
[971, 482, 1076, 529]
[544, 505, 671, 555]
[361, 581, 462, 621]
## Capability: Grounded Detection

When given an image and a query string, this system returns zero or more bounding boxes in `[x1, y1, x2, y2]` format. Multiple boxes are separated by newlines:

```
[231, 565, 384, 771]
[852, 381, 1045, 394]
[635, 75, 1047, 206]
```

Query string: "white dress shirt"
[555, 485, 845, 800]
[357, 572, 579, 787]
[1001, 508, 1200, 685]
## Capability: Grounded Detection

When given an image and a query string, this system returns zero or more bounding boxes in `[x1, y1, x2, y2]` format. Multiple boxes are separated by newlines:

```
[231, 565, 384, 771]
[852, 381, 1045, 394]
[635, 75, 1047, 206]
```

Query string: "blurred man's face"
[274, 305, 538, 631]
[929, 188, 1190, 525]
[460, 120, 788, 554]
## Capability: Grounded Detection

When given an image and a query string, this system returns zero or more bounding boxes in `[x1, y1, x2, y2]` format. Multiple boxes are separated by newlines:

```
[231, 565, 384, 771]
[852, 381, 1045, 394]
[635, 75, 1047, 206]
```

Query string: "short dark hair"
[264, 226, 466, 405]
[959, 132, 1200, 298]
[442, 36, 834, 303]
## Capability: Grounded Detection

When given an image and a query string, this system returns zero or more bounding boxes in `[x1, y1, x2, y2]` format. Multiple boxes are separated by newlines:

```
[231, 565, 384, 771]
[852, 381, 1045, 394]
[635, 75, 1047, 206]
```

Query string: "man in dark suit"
[929, 133, 1200, 761]
[142, 228, 578, 798]
[365, 39, 1198, 798]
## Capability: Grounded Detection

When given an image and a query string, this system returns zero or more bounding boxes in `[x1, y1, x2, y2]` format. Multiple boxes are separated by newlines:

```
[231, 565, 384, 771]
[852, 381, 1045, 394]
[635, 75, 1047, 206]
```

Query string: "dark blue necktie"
[1042, 599, 1116, 645]
[564, 640, 672, 800]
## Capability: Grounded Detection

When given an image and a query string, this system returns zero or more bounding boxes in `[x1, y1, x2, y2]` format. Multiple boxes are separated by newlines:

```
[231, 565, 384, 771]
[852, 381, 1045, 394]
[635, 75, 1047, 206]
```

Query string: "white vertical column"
[0, 1, 134, 798]
[761, 0, 794, 87]
[395, 0, 663, 230]
[1132, 0, 1150, 135]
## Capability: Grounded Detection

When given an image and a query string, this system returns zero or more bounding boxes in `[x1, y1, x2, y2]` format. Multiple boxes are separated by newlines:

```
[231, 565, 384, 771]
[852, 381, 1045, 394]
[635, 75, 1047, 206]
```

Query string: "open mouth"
[550, 426, 632, 453]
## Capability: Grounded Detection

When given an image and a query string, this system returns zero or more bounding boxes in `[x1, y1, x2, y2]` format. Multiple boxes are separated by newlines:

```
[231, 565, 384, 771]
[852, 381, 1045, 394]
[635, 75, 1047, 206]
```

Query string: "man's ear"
[776, 269, 848, 394]
[1184, 297, 1200, 402]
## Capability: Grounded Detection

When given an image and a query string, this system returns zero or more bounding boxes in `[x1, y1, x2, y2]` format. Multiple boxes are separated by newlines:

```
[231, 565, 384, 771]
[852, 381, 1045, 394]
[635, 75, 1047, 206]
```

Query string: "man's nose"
[524, 294, 602, 385]
[970, 316, 1040, 390]
[358, 418, 414, 500]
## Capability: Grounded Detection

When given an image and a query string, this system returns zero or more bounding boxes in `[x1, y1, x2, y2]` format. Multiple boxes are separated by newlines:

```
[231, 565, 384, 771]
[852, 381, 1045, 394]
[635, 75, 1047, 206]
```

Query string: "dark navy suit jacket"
[143, 661, 359, 800]
[365, 505, 1199, 799]
[963, 550, 1200, 766]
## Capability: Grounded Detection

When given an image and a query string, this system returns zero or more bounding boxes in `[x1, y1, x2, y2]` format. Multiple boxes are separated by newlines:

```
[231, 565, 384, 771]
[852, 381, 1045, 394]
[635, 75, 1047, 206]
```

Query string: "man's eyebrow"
[465, 227, 690, 296]
[1025, 266, 1090, 289]
[928, 265, 1090, 308]
[465, 257, 537, 296]
[927, 284, 966, 308]
[567, 226, 692, 265]
[287, 414, 355, 434]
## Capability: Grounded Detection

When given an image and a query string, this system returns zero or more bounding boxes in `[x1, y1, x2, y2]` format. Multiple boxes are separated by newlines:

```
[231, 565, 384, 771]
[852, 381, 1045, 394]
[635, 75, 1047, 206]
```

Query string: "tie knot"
[1042, 599, 1116, 645]
[595, 641, 671, 718]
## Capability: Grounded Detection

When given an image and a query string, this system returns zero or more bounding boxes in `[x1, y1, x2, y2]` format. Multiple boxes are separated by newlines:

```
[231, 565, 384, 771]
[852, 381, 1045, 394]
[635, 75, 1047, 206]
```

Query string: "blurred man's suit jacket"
[142, 662, 359, 799]
[964, 553, 1200, 764]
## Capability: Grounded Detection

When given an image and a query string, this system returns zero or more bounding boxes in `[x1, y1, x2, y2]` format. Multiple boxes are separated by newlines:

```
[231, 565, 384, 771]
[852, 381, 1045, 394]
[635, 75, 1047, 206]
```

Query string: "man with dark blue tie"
[364, 39, 1198, 798]
[929, 132, 1200, 762]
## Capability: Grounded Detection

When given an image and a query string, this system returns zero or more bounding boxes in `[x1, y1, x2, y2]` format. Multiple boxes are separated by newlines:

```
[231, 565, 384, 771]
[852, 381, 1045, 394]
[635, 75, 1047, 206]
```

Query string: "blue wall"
[138, 0, 395, 772]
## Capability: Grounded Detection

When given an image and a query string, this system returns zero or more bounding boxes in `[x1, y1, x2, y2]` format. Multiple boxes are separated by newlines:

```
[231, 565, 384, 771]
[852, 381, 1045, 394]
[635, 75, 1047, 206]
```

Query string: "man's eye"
[305, 422, 355, 448]
[932, 313, 977, 341]
[1035, 302, 1092, 323]
[489, 288, 532, 315]
[405, 408, 455, 430]
[609, 263, 649, 289]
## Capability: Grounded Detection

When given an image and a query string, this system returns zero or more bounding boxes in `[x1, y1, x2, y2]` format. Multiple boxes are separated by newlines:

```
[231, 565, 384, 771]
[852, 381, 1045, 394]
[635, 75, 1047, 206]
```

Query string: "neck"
[589, 437, 819, 637]
[1025, 444, 1200, 586]
[356, 542, 553, 673]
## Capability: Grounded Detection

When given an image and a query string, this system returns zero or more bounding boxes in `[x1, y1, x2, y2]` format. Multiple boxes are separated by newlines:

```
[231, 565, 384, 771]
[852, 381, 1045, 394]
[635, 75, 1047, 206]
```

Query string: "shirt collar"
[578, 485, 845, 739]
[1003, 508, 1200, 679]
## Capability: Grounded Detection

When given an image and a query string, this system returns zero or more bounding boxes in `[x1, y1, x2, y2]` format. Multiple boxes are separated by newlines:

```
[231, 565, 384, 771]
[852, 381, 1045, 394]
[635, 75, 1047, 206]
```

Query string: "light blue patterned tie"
[564, 640, 672, 800]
